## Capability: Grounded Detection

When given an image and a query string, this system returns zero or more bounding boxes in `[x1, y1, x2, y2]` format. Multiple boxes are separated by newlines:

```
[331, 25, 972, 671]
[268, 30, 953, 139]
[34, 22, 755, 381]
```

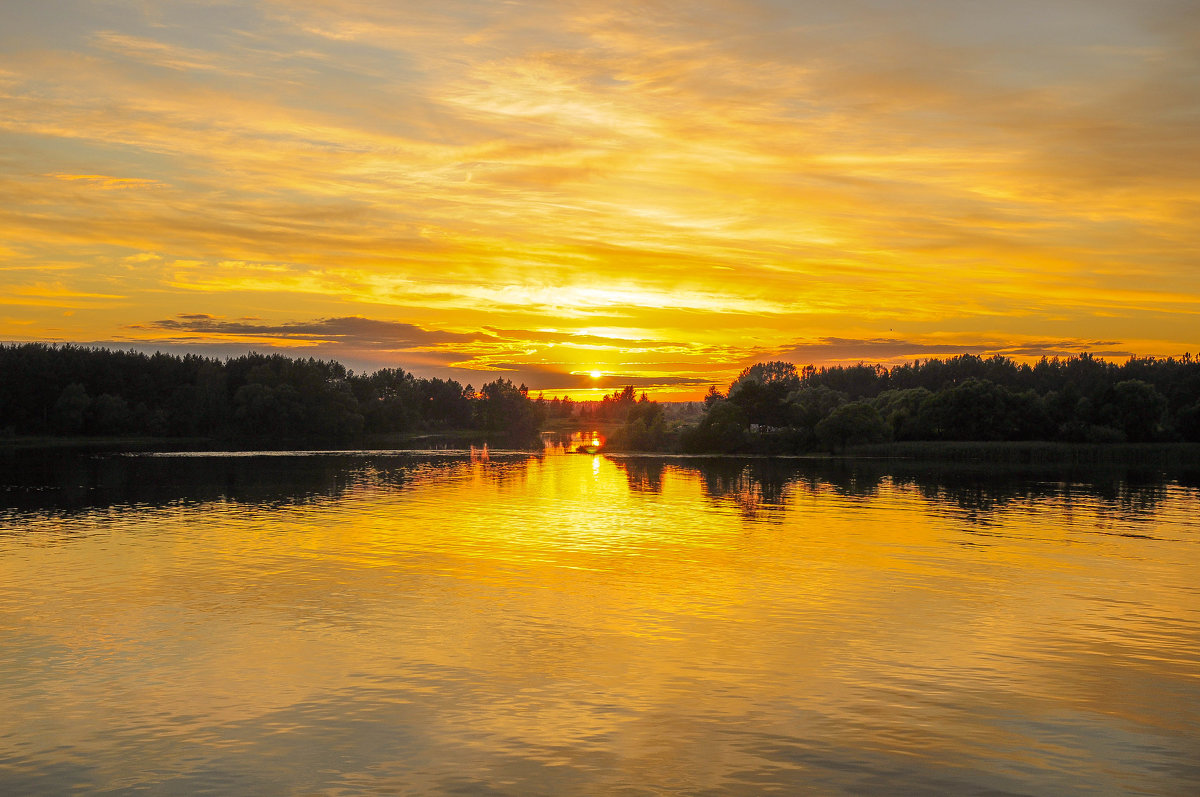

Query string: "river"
[1, 448, 1198, 794]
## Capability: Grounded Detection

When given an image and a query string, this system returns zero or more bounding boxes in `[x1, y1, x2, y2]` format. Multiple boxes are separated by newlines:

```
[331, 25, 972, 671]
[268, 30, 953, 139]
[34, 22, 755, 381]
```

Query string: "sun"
[590, 370, 602, 379]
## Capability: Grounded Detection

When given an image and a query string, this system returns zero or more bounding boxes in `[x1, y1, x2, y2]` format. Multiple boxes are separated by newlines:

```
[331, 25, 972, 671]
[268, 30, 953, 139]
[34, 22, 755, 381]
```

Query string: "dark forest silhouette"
[0, 344, 545, 446]
[605, 353, 1200, 453]
[5, 345, 1200, 452]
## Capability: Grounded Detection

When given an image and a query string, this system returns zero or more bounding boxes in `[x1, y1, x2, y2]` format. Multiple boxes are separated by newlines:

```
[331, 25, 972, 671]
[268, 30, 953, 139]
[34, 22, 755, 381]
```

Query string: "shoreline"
[4, 435, 1200, 469]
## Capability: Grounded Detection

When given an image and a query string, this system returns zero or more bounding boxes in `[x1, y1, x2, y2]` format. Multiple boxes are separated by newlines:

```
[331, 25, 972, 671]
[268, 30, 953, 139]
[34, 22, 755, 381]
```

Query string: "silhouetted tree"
[680, 400, 748, 453]
[1176, 400, 1200, 442]
[90, 393, 133, 435]
[1098, 380, 1167, 442]
[816, 402, 889, 451]
[53, 383, 90, 434]
[872, 388, 933, 440]
[728, 361, 800, 428]
[476, 378, 544, 444]
[605, 399, 667, 451]
[786, 384, 847, 435]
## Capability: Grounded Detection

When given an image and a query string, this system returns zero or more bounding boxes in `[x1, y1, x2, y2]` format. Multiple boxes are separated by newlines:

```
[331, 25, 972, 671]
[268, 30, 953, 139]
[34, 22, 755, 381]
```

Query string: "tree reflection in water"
[1, 448, 1195, 527]
[609, 455, 1193, 525]
[0, 449, 533, 518]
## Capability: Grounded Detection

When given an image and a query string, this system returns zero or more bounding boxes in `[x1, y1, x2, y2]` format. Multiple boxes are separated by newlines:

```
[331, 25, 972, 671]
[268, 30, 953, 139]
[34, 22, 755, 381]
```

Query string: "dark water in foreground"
[1, 449, 1199, 795]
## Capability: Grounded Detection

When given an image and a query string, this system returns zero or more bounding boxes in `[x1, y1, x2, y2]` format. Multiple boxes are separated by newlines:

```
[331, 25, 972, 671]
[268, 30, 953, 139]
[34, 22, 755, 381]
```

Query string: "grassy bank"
[1, 429, 546, 454]
[540, 419, 624, 436]
[0, 435, 215, 452]
[842, 440, 1200, 467]
[360, 430, 546, 450]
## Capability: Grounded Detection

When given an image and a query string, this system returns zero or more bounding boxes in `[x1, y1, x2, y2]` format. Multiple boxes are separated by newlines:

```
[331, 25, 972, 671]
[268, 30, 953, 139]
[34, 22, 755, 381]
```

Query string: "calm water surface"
[1, 449, 1199, 795]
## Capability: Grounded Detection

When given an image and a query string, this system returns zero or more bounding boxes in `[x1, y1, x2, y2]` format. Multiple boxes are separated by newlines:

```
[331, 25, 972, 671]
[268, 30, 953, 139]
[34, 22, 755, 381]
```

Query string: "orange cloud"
[0, 0, 1196, 395]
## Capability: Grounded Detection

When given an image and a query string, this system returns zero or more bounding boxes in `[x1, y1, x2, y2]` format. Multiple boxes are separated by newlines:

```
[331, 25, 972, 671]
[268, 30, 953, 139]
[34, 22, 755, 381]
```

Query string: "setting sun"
[590, 370, 603, 379]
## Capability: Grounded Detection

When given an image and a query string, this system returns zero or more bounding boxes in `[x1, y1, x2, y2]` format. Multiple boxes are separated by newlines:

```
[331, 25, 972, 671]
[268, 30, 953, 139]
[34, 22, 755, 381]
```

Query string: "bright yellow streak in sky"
[1, 1, 1198, 397]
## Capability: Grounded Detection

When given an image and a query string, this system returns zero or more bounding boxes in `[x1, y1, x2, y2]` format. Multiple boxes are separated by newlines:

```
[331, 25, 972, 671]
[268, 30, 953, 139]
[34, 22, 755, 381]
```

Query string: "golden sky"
[2, 0, 1198, 398]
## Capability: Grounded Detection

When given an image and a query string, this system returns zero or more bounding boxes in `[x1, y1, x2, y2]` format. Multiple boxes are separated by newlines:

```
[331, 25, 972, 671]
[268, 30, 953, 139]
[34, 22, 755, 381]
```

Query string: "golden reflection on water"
[1, 452, 1199, 794]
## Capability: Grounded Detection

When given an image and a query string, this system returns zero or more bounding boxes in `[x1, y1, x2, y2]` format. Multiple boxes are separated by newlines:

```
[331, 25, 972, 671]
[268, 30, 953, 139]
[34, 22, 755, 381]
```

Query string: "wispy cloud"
[90, 32, 238, 74]
[776, 337, 1136, 366]
[46, 173, 167, 190]
[136, 314, 486, 349]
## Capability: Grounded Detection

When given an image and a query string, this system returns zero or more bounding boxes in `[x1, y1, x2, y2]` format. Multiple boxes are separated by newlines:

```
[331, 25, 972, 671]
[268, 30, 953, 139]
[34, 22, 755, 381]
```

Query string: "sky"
[2, 0, 1198, 399]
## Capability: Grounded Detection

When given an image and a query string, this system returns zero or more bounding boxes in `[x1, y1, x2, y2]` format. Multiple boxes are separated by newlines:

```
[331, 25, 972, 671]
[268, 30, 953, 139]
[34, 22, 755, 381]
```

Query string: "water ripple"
[1, 453, 1198, 794]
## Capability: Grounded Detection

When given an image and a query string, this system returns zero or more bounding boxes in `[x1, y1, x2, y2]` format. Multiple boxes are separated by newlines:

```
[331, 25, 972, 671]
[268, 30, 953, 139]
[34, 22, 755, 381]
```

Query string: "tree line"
[607, 353, 1200, 453]
[0, 344, 546, 445]
[8, 345, 1198, 452]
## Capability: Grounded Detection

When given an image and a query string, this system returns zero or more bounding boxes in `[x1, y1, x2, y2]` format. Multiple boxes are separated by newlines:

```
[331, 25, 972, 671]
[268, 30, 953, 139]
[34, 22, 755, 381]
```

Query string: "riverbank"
[842, 440, 1200, 466]
[7, 433, 1200, 473]
[0, 429, 538, 453]
[0, 435, 215, 452]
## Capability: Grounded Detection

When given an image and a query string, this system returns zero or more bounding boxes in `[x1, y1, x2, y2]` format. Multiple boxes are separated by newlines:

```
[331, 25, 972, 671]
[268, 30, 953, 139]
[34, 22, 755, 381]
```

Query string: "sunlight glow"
[1, 1, 1196, 396]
